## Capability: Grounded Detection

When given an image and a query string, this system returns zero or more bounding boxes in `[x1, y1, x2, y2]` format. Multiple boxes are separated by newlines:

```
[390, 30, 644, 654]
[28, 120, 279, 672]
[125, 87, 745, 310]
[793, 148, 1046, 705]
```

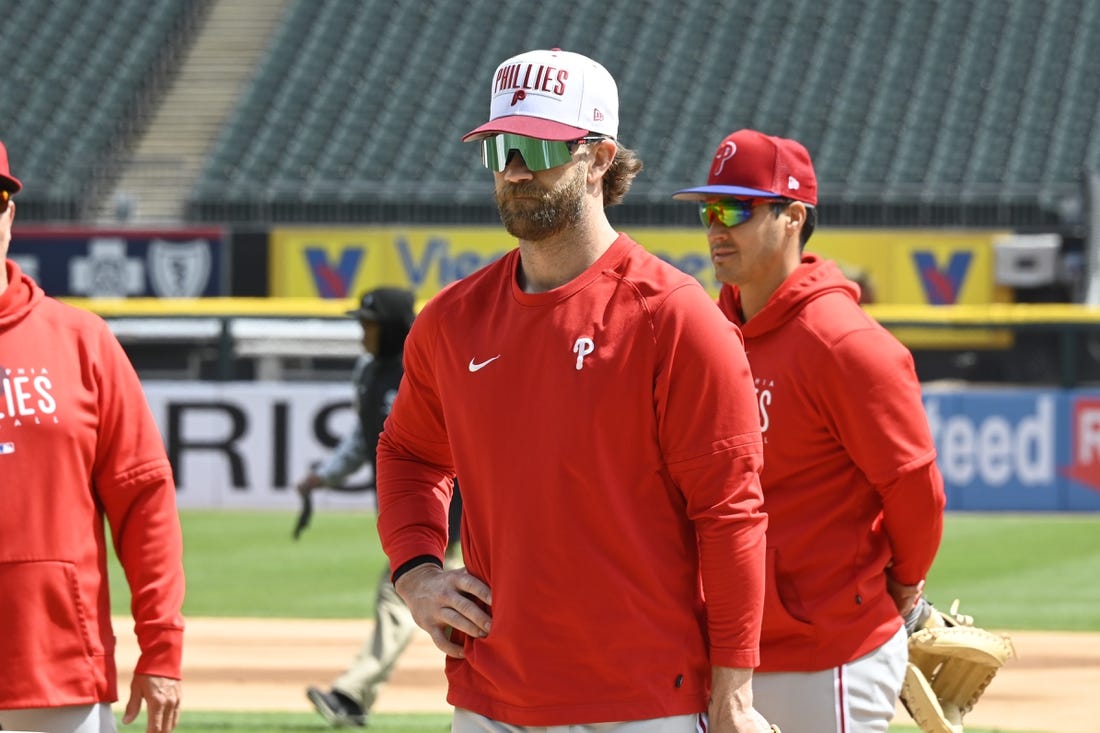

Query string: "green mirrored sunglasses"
[481, 133, 604, 172]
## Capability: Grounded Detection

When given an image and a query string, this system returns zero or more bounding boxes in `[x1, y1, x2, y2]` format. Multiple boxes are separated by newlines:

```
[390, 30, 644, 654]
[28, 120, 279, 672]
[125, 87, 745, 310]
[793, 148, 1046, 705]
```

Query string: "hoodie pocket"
[760, 547, 814, 642]
[0, 560, 98, 701]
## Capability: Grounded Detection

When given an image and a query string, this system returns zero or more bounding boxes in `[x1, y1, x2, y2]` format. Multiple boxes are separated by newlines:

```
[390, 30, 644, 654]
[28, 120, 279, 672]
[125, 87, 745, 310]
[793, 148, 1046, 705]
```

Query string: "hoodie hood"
[718, 254, 860, 337]
[0, 259, 44, 331]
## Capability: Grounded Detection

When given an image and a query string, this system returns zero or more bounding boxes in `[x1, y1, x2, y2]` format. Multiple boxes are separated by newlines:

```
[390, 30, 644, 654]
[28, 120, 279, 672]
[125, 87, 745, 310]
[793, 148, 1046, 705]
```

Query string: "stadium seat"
[194, 0, 1099, 223]
[4, 0, 1095, 228]
[0, 0, 210, 218]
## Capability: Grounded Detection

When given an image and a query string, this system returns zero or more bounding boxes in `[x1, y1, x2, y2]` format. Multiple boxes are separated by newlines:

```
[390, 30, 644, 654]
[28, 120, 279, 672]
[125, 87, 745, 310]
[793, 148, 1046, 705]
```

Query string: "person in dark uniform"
[296, 286, 462, 728]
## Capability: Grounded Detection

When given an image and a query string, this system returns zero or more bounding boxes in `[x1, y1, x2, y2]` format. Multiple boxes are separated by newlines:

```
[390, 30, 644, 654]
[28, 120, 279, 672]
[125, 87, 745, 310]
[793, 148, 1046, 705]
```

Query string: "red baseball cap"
[673, 129, 816, 205]
[0, 140, 23, 193]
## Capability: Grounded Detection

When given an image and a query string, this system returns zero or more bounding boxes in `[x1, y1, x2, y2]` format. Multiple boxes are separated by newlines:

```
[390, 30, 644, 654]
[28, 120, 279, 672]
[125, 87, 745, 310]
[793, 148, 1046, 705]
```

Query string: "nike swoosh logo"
[468, 355, 501, 372]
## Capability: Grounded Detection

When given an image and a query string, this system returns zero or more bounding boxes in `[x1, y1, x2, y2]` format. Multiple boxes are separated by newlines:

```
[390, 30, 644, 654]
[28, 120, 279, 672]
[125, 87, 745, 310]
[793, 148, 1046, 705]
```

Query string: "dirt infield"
[113, 618, 1100, 732]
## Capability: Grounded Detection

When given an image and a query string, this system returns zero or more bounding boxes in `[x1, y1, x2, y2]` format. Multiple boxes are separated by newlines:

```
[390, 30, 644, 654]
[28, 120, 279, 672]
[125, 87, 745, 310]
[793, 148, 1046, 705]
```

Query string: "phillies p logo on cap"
[711, 140, 739, 177]
[672, 129, 818, 206]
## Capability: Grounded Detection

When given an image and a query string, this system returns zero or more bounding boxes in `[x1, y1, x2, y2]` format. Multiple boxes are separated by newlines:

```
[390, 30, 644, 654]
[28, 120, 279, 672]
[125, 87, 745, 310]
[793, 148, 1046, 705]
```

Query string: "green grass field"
[108, 510, 1100, 733]
[111, 510, 1100, 628]
[125, 711, 1048, 733]
[125, 709, 1045, 733]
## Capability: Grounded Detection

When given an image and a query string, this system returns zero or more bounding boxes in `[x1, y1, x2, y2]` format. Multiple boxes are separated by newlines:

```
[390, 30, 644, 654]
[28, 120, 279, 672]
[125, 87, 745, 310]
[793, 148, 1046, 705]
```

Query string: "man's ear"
[587, 139, 616, 183]
[786, 201, 806, 233]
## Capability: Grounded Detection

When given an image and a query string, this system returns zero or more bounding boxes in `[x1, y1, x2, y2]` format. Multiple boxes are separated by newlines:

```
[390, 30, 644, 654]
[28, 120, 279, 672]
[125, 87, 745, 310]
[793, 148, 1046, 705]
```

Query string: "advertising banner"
[139, 381, 1100, 511]
[9, 226, 227, 298]
[810, 230, 1014, 348]
[628, 228, 1008, 311]
[923, 386, 1100, 511]
[643, 227, 1013, 348]
[270, 225, 1011, 349]
[269, 227, 514, 300]
[270, 225, 1009, 302]
[142, 382, 373, 509]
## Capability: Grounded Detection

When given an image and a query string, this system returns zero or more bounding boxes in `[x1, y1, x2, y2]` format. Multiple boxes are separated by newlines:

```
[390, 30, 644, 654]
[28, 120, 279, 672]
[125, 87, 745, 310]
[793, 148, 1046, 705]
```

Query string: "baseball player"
[296, 287, 462, 727]
[674, 129, 947, 732]
[0, 139, 185, 733]
[375, 49, 777, 733]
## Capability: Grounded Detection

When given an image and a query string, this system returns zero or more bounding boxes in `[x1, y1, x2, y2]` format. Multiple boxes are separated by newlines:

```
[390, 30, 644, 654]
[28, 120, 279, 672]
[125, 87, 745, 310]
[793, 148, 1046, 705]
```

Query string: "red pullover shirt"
[0, 260, 184, 709]
[377, 234, 767, 725]
[718, 254, 946, 672]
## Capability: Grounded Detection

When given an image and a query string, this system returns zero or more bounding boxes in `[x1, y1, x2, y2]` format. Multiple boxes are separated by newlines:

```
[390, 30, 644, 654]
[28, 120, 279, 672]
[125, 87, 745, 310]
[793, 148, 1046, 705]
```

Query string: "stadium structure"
[3, 0, 1099, 383]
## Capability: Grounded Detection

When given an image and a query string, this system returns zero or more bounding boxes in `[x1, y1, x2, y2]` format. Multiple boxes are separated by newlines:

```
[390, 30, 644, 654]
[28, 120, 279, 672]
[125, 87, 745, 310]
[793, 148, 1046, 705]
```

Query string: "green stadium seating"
[1, 0, 210, 220]
[3, 0, 1096, 227]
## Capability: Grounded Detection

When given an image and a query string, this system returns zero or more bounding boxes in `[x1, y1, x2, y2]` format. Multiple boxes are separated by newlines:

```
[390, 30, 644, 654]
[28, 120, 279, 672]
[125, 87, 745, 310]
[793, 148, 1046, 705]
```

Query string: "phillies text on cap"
[462, 48, 619, 142]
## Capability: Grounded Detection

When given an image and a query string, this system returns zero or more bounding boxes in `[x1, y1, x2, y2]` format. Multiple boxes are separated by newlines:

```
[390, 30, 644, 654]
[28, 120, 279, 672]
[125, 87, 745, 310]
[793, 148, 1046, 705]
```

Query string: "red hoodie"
[0, 260, 184, 709]
[718, 254, 945, 672]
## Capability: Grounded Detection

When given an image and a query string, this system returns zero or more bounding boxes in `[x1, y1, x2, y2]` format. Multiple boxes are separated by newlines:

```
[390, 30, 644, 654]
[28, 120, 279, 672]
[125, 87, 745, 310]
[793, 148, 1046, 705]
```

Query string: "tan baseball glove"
[900, 599, 1015, 733]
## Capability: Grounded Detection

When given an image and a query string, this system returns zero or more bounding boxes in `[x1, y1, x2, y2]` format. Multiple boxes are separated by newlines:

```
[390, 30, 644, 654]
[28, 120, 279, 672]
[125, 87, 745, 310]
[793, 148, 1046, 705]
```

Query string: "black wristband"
[391, 555, 443, 584]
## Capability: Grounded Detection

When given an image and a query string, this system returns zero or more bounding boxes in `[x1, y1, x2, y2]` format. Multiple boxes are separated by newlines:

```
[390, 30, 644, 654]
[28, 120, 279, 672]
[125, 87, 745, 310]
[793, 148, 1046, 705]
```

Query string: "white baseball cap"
[462, 48, 619, 142]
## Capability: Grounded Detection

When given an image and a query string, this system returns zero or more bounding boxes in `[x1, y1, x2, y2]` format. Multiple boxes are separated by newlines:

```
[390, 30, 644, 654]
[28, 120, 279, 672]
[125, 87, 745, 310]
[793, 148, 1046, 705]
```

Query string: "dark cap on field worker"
[673, 129, 817, 206]
[347, 287, 415, 330]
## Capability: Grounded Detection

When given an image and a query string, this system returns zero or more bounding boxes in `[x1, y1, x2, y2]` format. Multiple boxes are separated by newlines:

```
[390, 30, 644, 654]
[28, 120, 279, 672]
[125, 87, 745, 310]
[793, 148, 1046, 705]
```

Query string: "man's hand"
[394, 564, 492, 657]
[709, 666, 779, 732]
[123, 673, 181, 733]
[292, 473, 325, 540]
[296, 472, 325, 495]
[887, 574, 925, 617]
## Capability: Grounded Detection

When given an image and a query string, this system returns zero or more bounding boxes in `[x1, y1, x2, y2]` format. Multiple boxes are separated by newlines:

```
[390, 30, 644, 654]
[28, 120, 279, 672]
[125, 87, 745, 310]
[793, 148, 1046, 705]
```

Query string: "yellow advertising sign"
[269, 227, 516, 300]
[631, 227, 1014, 349]
[270, 225, 1013, 349]
[807, 229, 1013, 348]
[630, 228, 1012, 304]
[807, 230, 1013, 306]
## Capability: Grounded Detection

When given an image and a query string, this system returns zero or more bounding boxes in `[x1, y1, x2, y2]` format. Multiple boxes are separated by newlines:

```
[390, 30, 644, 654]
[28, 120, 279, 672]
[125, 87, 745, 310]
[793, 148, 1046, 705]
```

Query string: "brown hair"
[603, 143, 643, 207]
